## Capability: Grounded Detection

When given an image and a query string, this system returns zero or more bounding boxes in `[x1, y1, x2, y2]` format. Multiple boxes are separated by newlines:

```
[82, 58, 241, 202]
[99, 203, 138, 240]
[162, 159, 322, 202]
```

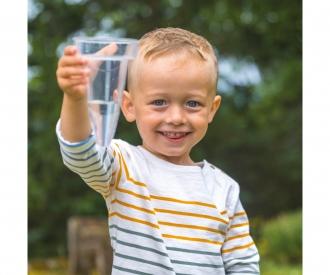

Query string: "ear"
[208, 95, 221, 123]
[121, 90, 136, 122]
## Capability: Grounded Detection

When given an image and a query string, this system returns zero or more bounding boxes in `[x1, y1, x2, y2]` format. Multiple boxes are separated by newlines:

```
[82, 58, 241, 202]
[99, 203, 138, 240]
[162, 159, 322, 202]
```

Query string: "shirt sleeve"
[56, 119, 118, 198]
[221, 184, 260, 274]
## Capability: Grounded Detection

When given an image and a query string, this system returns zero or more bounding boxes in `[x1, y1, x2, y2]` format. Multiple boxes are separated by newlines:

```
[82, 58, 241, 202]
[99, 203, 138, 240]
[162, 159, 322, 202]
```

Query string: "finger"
[59, 76, 89, 90]
[58, 55, 87, 67]
[63, 45, 78, 56]
[113, 89, 119, 101]
[70, 74, 89, 80]
[97, 42, 118, 56]
[57, 66, 90, 79]
[70, 84, 88, 94]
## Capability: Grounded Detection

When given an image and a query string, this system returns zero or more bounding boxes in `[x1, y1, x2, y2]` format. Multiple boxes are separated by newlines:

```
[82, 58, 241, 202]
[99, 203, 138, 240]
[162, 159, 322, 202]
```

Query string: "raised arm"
[56, 45, 92, 142]
[56, 45, 119, 197]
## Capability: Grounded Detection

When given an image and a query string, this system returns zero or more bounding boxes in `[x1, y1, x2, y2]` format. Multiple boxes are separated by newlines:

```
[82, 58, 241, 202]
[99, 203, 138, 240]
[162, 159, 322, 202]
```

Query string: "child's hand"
[56, 45, 90, 100]
[56, 43, 119, 101]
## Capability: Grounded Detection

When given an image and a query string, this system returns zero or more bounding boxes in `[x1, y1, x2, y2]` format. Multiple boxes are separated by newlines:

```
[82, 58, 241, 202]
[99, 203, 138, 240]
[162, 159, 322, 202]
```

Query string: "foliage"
[261, 260, 302, 275]
[259, 210, 302, 264]
[28, 0, 302, 257]
[28, 257, 302, 275]
[198, 58, 302, 216]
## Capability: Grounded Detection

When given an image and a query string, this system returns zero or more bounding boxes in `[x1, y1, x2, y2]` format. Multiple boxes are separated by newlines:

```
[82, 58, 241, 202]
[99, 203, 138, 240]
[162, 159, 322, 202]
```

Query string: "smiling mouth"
[158, 131, 190, 139]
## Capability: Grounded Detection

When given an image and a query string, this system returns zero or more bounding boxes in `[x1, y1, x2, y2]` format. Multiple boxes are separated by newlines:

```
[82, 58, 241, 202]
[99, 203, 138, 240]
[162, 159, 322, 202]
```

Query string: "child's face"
[122, 53, 221, 165]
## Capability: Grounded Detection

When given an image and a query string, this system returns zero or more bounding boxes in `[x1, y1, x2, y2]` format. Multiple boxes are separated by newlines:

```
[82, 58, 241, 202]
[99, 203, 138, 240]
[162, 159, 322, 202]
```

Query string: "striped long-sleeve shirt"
[57, 123, 260, 275]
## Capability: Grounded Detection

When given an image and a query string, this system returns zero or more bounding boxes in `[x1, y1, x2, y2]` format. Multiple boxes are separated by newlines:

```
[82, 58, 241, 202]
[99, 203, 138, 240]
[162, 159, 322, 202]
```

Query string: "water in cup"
[88, 100, 119, 149]
[74, 37, 138, 147]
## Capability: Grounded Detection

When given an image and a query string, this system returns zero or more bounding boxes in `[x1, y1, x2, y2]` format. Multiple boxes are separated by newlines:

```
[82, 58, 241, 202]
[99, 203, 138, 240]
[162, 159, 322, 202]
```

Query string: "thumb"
[97, 42, 118, 56]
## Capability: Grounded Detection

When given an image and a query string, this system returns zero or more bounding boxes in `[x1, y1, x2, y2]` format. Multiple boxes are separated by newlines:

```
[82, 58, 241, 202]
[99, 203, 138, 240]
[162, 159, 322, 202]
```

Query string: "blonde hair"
[127, 27, 218, 91]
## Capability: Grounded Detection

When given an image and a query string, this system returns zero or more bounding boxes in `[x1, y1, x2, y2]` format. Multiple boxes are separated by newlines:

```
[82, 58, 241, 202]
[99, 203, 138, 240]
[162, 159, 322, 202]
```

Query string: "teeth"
[162, 132, 187, 138]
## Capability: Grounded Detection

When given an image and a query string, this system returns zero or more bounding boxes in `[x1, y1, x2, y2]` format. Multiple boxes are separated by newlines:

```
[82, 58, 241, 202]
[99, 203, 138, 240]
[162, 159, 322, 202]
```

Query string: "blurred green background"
[28, 0, 302, 274]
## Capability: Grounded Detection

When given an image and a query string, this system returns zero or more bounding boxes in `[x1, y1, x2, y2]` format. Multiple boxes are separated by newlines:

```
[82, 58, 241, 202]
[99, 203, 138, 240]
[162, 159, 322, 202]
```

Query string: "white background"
[0, 0, 27, 273]
[303, 1, 330, 274]
[0, 0, 329, 274]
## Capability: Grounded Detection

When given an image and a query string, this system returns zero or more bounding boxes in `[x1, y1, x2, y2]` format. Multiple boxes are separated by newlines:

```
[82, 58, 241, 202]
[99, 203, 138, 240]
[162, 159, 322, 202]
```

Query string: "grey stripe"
[61, 142, 96, 155]
[102, 149, 108, 162]
[86, 175, 112, 184]
[166, 246, 220, 256]
[115, 252, 174, 271]
[91, 186, 110, 195]
[61, 148, 98, 161]
[64, 156, 100, 169]
[227, 271, 259, 274]
[82, 161, 112, 180]
[112, 265, 152, 275]
[228, 262, 259, 266]
[63, 150, 107, 170]
[58, 135, 93, 147]
[72, 162, 103, 175]
[224, 252, 259, 264]
[109, 224, 164, 243]
[172, 259, 223, 269]
[111, 236, 168, 257]
[226, 262, 259, 274]
[85, 166, 113, 184]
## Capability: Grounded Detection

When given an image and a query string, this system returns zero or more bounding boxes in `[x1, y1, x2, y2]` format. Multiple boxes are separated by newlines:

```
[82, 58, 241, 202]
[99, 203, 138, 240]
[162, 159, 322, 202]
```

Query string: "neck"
[141, 145, 195, 166]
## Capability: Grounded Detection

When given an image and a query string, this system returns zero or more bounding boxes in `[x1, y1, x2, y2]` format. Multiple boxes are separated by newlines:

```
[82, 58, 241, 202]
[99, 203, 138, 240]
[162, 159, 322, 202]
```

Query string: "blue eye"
[186, 100, 200, 108]
[152, 99, 166, 106]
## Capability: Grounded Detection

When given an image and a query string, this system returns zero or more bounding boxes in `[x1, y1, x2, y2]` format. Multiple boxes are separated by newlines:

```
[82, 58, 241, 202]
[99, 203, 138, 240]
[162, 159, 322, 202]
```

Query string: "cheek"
[136, 110, 160, 124]
[191, 111, 210, 126]
[135, 112, 159, 134]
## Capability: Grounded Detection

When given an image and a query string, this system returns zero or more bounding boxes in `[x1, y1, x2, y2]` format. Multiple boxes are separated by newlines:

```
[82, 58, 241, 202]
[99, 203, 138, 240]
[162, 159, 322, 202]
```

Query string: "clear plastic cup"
[74, 37, 138, 147]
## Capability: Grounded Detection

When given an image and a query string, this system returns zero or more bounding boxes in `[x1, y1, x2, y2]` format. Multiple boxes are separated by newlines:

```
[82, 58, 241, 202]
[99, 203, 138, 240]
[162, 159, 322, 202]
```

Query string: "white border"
[0, 1, 328, 274]
[303, 1, 330, 274]
[0, 1, 27, 273]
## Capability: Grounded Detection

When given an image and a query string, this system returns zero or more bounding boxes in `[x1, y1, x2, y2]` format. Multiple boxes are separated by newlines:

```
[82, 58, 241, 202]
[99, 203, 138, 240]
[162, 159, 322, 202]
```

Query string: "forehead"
[135, 52, 216, 91]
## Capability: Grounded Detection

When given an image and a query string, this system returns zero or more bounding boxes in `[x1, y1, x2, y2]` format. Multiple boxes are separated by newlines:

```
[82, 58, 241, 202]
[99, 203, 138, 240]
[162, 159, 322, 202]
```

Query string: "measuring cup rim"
[73, 36, 138, 45]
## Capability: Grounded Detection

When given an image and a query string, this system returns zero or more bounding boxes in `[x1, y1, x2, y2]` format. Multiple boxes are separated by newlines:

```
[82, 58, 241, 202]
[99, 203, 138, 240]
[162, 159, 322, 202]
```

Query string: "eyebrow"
[142, 91, 169, 98]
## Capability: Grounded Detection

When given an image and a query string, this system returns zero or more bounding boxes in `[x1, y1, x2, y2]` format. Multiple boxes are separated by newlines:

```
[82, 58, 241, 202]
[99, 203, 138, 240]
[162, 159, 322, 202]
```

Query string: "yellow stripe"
[159, 221, 225, 235]
[116, 186, 151, 200]
[226, 233, 250, 241]
[111, 199, 155, 214]
[162, 234, 222, 245]
[155, 208, 229, 224]
[222, 242, 255, 253]
[109, 211, 159, 229]
[234, 211, 246, 216]
[229, 222, 249, 229]
[115, 153, 151, 200]
[113, 147, 218, 216]
[220, 210, 228, 215]
[229, 211, 247, 220]
[103, 171, 119, 198]
[150, 195, 216, 208]
[115, 154, 123, 188]
[121, 153, 147, 187]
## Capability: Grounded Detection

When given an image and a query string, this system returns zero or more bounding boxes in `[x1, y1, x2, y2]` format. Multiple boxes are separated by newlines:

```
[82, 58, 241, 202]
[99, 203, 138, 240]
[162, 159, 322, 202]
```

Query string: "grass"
[261, 260, 302, 275]
[28, 257, 67, 275]
[28, 258, 302, 275]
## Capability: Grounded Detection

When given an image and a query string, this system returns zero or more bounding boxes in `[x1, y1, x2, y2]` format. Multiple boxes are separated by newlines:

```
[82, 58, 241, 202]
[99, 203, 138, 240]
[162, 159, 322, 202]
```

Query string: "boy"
[56, 27, 260, 274]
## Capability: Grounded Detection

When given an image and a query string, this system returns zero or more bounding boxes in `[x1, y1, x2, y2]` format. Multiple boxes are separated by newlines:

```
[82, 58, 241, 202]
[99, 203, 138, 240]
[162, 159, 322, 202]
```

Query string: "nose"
[165, 105, 186, 125]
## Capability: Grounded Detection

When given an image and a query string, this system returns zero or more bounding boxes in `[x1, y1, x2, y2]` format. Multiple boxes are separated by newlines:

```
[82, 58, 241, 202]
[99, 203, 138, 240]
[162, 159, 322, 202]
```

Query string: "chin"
[161, 149, 189, 158]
